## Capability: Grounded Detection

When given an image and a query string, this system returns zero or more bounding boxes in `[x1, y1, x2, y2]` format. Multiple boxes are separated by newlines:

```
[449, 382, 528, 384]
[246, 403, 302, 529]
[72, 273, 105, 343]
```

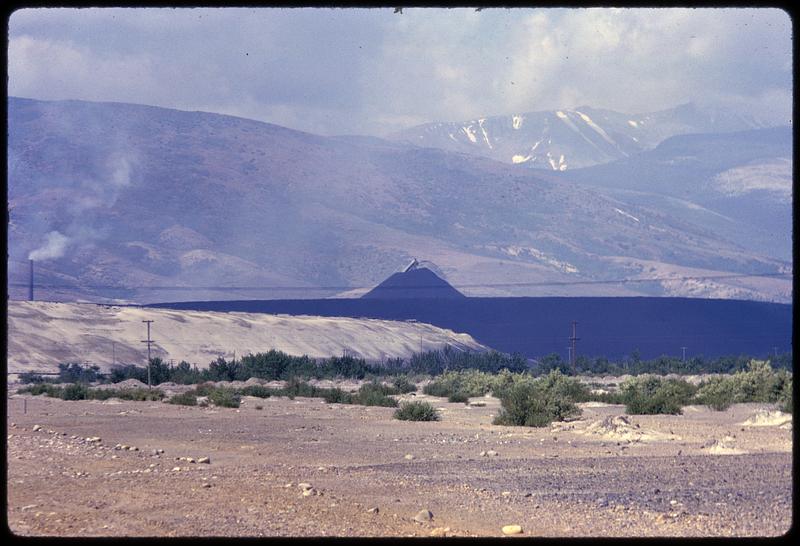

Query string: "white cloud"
[7, 7, 792, 135]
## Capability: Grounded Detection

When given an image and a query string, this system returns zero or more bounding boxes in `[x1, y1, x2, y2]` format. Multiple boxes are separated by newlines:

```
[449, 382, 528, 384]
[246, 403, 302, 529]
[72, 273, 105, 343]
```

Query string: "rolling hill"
[7, 97, 791, 304]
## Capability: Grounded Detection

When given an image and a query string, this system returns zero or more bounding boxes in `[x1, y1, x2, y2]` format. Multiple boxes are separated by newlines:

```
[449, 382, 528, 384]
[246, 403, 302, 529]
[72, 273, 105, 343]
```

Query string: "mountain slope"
[554, 127, 793, 262]
[391, 103, 769, 170]
[7, 97, 791, 303]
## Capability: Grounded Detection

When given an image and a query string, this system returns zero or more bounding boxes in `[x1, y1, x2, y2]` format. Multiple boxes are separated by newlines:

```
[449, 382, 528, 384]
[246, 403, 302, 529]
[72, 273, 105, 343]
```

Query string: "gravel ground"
[6, 390, 792, 537]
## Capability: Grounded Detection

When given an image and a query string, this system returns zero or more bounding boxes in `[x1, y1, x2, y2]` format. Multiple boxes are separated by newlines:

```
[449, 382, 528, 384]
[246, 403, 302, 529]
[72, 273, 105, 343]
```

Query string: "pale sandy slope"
[6, 301, 487, 373]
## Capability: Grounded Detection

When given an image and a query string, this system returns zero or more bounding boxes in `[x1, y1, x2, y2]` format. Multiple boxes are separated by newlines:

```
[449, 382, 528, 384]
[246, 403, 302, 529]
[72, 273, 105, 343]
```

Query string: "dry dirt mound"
[579, 415, 679, 443]
[702, 435, 747, 455]
[107, 379, 149, 390]
[740, 409, 792, 428]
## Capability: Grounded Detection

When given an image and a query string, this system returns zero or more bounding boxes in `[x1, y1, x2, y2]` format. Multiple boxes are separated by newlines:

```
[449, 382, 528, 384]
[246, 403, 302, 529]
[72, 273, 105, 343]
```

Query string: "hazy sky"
[8, 7, 793, 136]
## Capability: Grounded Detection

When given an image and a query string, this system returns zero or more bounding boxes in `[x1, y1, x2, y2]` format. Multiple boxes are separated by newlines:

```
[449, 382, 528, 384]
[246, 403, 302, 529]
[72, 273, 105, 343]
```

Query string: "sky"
[7, 7, 793, 136]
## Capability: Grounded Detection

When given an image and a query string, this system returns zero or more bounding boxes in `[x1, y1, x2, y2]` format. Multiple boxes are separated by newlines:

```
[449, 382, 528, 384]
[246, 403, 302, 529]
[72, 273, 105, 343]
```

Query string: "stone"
[367, 507, 379, 514]
[404, 454, 415, 460]
[430, 527, 450, 537]
[32, 425, 41, 432]
[202, 483, 212, 488]
[198, 457, 210, 464]
[413, 509, 433, 523]
[486, 450, 498, 457]
[298, 482, 313, 490]
[502, 524, 523, 535]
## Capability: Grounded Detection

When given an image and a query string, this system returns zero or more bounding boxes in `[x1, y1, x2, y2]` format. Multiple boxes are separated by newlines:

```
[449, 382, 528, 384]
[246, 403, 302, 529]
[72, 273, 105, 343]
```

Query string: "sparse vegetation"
[694, 360, 793, 411]
[168, 391, 198, 406]
[206, 387, 241, 408]
[447, 391, 470, 404]
[492, 370, 586, 427]
[18, 384, 164, 401]
[394, 401, 440, 421]
[619, 376, 697, 415]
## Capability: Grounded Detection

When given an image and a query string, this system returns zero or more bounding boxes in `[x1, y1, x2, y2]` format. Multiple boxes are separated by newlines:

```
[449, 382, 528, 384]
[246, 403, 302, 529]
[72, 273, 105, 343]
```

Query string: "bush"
[394, 401, 440, 421]
[619, 376, 696, 415]
[208, 388, 241, 408]
[61, 383, 89, 401]
[18, 372, 46, 384]
[448, 391, 470, 404]
[355, 382, 398, 407]
[695, 376, 737, 411]
[778, 375, 792, 414]
[239, 385, 275, 398]
[392, 376, 418, 394]
[423, 370, 495, 398]
[492, 370, 584, 427]
[321, 387, 354, 404]
[19, 383, 60, 397]
[168, 392, 198, 406]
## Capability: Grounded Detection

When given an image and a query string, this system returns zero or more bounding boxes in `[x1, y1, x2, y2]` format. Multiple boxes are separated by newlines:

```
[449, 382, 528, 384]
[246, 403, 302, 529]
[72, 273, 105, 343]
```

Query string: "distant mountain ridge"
[7, 96, 791, 304]
[391, 103, 770, 170]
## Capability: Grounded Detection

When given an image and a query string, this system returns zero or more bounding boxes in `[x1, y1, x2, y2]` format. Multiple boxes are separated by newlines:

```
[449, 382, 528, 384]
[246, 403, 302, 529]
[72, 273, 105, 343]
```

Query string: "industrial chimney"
[29, 259, 34, 301]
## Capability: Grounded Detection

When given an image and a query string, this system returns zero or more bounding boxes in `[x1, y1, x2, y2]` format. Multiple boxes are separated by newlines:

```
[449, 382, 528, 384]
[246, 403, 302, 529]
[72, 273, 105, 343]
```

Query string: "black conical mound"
[362, 267, 465, 299]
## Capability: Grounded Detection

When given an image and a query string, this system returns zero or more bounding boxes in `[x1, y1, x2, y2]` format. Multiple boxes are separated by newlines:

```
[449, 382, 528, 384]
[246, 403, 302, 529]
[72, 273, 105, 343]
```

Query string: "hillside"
[391, 103, 768, 170]
[6, 301, 487, 373]
[552, 127, 793, 261]
[7, 97, 791, 303]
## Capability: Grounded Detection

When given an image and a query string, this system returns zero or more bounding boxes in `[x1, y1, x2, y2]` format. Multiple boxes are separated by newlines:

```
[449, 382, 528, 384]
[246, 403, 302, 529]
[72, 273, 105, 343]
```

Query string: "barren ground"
[6, 388, 792, 537]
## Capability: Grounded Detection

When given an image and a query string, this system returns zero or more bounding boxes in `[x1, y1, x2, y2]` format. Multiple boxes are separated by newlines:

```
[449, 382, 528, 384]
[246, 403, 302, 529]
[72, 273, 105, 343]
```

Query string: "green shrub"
[208, 388, 241, 408]
[239, 385, 275, 398]
[695, 376, 737, 411]
[492, 372, 583, 427]
[423, 370, 495, 398]
[355, 390, 391, 407]
[321, 387, 354, 404]
[18, 372, 46, 384]
[448, 391, 470, 404]
[19, 383, 60, 397]
[168, 392, 198, 406]
[392, 376, 418, 394]
[778, 375, 792, 414]
[61, 383, 89, 401]
[394, 401, 440, 421]
[619, 376, 696, 415]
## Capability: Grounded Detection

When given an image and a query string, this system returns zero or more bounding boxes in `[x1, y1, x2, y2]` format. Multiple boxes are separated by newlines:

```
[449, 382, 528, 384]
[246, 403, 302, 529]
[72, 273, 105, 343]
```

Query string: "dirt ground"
[5, 387, 793, 537]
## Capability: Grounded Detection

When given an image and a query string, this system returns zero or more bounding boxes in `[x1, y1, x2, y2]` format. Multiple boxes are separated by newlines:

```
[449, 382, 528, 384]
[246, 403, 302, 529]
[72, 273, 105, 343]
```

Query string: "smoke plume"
[28, 230, 70, 261]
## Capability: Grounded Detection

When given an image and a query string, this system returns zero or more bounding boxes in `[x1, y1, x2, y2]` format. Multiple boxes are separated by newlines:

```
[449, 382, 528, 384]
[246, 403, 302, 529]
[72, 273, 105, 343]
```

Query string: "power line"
[141, 320, 154, 389]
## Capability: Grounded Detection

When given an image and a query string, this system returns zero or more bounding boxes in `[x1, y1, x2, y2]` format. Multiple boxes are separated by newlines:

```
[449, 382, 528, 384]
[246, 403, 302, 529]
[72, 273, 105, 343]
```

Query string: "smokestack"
[29, 260, 34, 301]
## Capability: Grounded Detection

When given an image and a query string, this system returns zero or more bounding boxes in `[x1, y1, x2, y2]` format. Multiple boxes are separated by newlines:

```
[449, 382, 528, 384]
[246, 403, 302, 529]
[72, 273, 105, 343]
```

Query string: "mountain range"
[391, 103, 771, 170]
[7, 97, 792, 304]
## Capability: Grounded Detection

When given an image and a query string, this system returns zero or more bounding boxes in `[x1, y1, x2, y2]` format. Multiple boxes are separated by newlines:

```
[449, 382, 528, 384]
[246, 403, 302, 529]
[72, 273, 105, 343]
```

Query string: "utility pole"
[141, 320, 154, 388]
[569, 321, 579, 373]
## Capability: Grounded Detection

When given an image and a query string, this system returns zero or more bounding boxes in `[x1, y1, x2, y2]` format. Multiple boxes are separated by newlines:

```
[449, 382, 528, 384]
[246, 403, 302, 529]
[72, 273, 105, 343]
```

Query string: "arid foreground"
[7, 389, 792, 537]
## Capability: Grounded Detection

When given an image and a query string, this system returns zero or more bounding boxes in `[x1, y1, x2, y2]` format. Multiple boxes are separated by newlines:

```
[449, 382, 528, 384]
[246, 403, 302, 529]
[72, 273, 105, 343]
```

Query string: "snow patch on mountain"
[614, 208, 640, 222]
[576, 110, 616, 145]
[478, 118, 493, 149]
[462, 125, 477, 143]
